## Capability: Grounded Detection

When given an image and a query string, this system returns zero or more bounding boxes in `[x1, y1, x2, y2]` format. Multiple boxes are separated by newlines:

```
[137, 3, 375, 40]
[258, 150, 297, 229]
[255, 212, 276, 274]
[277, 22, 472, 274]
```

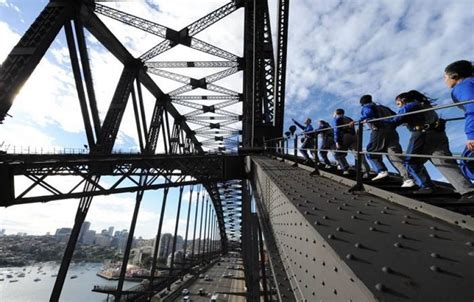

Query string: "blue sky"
[0, 0, 473, 237]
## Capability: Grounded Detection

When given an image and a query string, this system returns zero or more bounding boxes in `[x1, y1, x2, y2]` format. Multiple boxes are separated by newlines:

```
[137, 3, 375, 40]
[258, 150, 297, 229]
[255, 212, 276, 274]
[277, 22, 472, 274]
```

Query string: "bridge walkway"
[249, 155, 474, 301]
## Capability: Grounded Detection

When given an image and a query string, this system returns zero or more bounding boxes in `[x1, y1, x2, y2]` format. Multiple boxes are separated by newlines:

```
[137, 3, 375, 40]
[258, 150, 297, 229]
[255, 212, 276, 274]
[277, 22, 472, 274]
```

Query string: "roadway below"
[183, 255, 246, 302]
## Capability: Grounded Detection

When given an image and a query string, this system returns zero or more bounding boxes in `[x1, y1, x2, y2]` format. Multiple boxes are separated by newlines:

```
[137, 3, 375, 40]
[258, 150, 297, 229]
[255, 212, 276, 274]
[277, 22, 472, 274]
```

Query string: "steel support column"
[169, 186, 185, 276]
[50, 179, 97, 301]
[150, 186, 170, 287]
[197, 193, 205, 259]
[182, 185, 194, 267]
[241, 181, 260, 301]
[115, 175, 147, 301]
[190, 187, 201, 263]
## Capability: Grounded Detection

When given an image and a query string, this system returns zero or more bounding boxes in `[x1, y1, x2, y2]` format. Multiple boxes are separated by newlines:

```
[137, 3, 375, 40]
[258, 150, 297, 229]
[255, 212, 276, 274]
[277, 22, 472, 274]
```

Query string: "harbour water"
[0, 262, 139, 302]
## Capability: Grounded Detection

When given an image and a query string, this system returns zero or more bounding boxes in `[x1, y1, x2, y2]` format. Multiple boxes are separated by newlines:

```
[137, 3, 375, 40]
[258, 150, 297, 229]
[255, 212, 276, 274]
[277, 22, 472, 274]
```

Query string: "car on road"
[210, 294, 219, 302]
[204, 275, 212, 281]
[182, 295, 191, 301]
[198, 288, 206, 296]
[182, 288, 189, 295]
[198, 274, 204, 279]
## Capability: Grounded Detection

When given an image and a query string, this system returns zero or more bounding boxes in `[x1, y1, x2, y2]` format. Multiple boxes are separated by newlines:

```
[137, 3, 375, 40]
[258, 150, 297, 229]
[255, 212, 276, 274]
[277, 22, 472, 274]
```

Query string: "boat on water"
[18, 273, 25, 278]
[9, 279, 18, 283]
[6, 274, 13, 278]
[51, 274, 57, 277]
[0, 278, 4, 281]
[34, 278, 41, 282]
[70, 275, 78, 279]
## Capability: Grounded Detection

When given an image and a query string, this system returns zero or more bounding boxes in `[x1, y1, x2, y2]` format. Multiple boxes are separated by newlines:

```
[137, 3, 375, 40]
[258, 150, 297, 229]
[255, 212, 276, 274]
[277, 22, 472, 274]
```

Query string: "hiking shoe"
[401, 179, 416, 188]
[343, 171, 350, 175]
[371, 171, 389, 181]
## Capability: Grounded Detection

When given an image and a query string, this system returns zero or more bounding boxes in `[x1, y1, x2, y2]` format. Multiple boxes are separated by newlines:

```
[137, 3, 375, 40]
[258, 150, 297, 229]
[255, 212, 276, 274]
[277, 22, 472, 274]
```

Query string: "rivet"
[343, 203, 348, 206]
[369, 227, 376, 231]
[354, 243, 363, 249]
[336, 227, 343, 232]
[380, 210, 386, 214]
[297, 203, 303, 207]
[374, 220, 380, 225]
[313, 207, 318, 211]
[351, 215, 357, 219]
[429, 234, 437, 238]
[304, 211, 309, 215]
[381, 266, 392, 274]
[328, 234, 335, 240]
[465, 241, 473, 246]
[337, 206, 343, 210]
[430, 226, 438, 230]
[394, 242, 402, 248]
[430, 253, 439, 258]
[356, 210, 362, 214]
[323, 216, 328, 220]
[375, 283, 386, 292]
[404, 215, 410, 219]
[398, 234, 405, 239]
[314, 220, 320, 225]
[346, 254, 355, 260]
[401, 220, 407, 224]
[430, 265, 440, 272]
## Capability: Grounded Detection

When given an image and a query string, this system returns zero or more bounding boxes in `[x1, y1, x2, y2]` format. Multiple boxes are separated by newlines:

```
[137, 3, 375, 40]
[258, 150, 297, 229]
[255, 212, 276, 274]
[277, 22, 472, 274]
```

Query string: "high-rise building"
[82, 230, 96, 245]
[157, 233, 172, 259]
[0, 229, 5, 236]
[55, 228, 72, 242]
[78, 221, 91, 243]
[107, 226, 114, 237]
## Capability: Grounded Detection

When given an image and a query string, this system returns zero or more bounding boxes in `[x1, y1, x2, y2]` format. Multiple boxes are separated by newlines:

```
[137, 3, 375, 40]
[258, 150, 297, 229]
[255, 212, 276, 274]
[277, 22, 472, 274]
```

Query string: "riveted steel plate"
[249, 156, 474, 301]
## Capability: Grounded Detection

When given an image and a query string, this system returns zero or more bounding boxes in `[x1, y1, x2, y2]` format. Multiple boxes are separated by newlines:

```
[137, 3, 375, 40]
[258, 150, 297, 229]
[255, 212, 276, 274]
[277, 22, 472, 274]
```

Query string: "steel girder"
[0, 153, 245, 206]
[0, 1, 74, 122]
[242, 0, 284, 147]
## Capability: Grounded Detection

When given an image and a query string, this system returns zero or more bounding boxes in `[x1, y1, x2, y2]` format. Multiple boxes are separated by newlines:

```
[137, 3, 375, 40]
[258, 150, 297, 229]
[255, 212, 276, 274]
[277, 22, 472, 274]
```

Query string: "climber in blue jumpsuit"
[384, 90, 474, 198]
[315, 120, 335, 167]
[332, 108, 370, 176]
[444, 60, 474, 190]
[292, 118, 315, 164]
[357, 95, 414, 187]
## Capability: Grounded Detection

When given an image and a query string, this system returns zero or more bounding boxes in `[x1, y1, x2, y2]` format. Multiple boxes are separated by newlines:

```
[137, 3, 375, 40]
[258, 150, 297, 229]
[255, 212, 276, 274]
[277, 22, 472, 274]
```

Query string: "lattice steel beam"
[146, 61, 240, 69]
[0, 1, 74, 122]
[94, 2, 241, 61]
[0, 153, 245, 206]
[273, 0, 290, 133]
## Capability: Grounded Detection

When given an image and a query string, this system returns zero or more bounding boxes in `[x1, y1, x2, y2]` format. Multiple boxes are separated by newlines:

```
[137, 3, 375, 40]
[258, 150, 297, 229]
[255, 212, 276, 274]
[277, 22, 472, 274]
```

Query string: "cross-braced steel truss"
[0, 0, 290, 300]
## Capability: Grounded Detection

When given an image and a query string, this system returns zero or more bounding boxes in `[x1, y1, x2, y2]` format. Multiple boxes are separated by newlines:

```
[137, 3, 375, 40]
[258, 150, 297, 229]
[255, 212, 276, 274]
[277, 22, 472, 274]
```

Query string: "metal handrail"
[265, 145, 473, 161]
[266, 99, 474, 142]
[266, 99, 474, 192]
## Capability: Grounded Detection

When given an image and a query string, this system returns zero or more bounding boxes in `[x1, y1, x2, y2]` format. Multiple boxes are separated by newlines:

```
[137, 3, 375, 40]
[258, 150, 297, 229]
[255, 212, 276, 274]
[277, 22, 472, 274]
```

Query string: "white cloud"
[283, 0, 474, 111]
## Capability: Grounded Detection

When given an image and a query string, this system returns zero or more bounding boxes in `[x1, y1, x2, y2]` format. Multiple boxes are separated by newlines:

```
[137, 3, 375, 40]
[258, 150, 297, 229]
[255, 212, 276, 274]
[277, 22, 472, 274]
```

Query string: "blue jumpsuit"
[385, 101, 474, 194]
[451, 76, 474, 180]
[332, 116, 370, 172]
[294, 120, 314, 160]
[316, 122, 335, 165]
[360, 103, 411, 180]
